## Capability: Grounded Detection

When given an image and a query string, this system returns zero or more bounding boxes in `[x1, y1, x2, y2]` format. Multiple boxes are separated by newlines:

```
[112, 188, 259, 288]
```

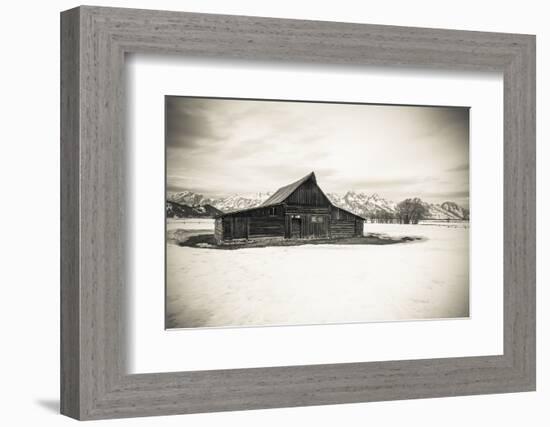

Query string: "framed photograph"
[61, 6, 536, 420]
[164, 96, 471, 330]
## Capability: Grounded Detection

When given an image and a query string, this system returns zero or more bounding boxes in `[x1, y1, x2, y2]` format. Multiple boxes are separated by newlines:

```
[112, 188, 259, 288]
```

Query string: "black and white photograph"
[165, 96, 470, 329]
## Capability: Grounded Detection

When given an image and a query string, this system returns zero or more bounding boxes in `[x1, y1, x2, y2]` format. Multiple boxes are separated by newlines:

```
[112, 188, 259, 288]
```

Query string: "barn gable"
[260, 172, 331, 208]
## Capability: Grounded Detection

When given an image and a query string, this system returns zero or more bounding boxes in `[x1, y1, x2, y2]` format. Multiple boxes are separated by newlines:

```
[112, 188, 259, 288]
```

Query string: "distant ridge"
[166, 201, 223, 219]
[167, 190, 469, 220]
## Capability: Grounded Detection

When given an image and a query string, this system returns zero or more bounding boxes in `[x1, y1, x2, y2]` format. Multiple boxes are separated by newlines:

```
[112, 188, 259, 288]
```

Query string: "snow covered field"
[166, 218, 214, 231]
[166, 219, 469, 328]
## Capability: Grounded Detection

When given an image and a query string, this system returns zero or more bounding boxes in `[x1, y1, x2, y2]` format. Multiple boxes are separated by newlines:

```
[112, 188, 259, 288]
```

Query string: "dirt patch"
[174, 232, 424, 250]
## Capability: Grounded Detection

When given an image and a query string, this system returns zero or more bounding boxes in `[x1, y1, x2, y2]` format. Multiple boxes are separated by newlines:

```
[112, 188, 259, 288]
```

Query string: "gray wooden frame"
[60, 5, 536, 420]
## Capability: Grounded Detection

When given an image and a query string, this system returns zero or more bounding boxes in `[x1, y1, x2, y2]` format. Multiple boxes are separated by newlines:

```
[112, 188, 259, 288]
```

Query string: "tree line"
[368, 197, 428, 224]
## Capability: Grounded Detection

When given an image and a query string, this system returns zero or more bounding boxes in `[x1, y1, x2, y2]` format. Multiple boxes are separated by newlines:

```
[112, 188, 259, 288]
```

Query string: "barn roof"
[331, 205, 366, 221]
[217, 171, 366, 220]
[260, 171, 317, 207]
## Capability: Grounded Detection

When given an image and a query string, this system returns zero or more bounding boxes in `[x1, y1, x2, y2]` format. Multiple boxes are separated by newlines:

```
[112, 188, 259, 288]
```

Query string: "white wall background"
[0, 1, 546, 425]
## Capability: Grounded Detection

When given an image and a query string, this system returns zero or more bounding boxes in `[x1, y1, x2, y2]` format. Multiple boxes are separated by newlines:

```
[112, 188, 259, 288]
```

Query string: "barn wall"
[285, 180, 331, 207]
[330, 219, 356, 238]
[221, 217, 233, 240]
[285, 213, 329, 239]
[248, 217, 285, 238]
[216, 195, 364, 243]
[331, 206, 359, 221]
[214, 218, 223, 244]
[305, 214, 329, 238]
[222, 205, 283, 218]
[355, 219, 364, 237]
[218, 212, 284, 242]
[285, 205, 330, 214]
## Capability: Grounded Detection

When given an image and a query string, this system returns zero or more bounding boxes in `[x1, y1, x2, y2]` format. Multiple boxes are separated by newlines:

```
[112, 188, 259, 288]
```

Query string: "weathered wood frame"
[61, 6, 536, 420]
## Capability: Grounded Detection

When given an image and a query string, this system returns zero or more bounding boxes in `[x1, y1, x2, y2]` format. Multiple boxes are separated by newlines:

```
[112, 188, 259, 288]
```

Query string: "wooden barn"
[214, 172, 365, 244]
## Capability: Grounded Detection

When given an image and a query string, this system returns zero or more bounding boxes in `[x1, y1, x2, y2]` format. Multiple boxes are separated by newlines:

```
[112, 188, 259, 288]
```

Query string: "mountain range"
[167, 190, 469, 220]
[166, 200, 224, 219]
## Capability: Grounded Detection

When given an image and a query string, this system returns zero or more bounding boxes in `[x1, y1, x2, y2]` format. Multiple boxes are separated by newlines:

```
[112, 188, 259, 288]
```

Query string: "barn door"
[290, 217, 301, 238]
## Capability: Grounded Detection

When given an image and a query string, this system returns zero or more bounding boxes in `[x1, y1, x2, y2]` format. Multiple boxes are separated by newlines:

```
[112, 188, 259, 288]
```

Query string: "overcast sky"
[166, 96, 469, 207]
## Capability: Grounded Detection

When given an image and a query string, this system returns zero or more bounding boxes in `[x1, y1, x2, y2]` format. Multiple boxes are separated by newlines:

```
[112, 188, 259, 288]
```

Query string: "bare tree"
[396, 198, 427, 224]
[369, 209, 397, 223]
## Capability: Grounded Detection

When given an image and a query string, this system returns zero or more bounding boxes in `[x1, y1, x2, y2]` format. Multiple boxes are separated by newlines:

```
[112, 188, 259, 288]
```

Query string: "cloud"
[165, 97, 225, 148]
[166, 97, 470, 206]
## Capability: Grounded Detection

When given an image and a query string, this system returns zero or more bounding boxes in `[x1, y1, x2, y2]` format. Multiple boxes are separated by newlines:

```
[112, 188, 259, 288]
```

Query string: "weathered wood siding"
[221, 217, 237, 240]
[307, 214, 329, 238]
[285, 214, 329, 239]
[331, 206, 359, 221]
[355, 219, 364, 237]
[219, 205, 362, 242]
[330, 219, 356, 238]
[221, 217, 248, 239]
[214, 217, 223, 244]
[329, 206, 364, 238]
[224, 205, 283, 218]
[285, 205, 330, 214]
[219, 205, 285, 241]
[233, 217, 248, 239]
[285, 180, 331, 207]
[248, 217, 285, 238]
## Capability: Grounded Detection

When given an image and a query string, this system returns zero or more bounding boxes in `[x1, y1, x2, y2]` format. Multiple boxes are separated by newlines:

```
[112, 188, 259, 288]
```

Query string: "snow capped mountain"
[327, 191, 397, 218]
[166, 201, 223, 218]
[425, 203, 459, 220]
[363, 193, 398, 214]
[212, 192, 272, 212]
[167, 191, 214, 207]
[440, 201, 469, 220]
[329, 192, 468, 220]
[167, 190, 468, 220]
[167, 191, 272, 213]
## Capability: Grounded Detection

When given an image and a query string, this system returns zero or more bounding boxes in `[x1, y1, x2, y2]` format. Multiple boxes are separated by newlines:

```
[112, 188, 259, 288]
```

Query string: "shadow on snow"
[174, 232, 424, 250]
